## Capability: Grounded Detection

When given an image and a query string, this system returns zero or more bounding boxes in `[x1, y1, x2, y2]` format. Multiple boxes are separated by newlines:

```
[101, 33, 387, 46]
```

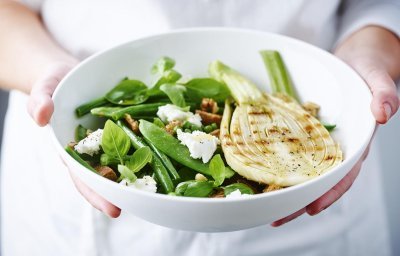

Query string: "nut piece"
[210, 129, 220, 137]
[95, 166, 118, 181]
[165, 120, 182, 135]
[195, 173, 208, 181]
[209, 188, 225, 198]
[302, 101, 320, 117]
[201, 98, 219, 114]
[195, 110, 222, 125]
[124, 114, 139, 134]
[263, 184, 283, 193]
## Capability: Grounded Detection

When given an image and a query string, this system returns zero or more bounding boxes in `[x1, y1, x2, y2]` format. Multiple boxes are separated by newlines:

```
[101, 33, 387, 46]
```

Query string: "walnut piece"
[201, 98, 219, 114]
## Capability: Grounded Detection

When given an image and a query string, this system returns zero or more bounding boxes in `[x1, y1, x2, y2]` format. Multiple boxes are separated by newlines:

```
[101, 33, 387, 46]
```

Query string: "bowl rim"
[48, 27, 376, 203]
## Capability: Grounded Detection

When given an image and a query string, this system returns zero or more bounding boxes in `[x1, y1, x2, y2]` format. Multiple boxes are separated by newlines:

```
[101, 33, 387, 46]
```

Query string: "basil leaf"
[184, 78, 230, 103]
[105, 79, 149, 105]
[102, 120, 131, 164]
[118, 164, 137, 183]
[224, 183, 254, 196]
[160, 83, 186, 107]
[175, 180, 214, 197]
[151, 56, 175, 75]
[209, 154, 225, 187]
[126, 146, 153, 173]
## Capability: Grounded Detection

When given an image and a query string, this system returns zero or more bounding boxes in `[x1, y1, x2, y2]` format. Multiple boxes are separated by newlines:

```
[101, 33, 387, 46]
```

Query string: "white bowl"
[49, 28, 375, 232]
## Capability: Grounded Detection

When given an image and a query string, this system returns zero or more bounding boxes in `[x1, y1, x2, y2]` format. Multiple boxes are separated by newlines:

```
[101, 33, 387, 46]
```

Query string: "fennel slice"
[212, 61, 342, 187]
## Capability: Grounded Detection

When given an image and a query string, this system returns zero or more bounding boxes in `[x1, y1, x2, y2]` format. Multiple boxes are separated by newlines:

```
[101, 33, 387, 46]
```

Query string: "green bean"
[75, 124, 88, 142]
[65, 146, 97, 173]
[144, 137, 180, 181]
[91, 103, 165, 120]
[117, 121, 174, 193]
[75, 97, 108, 117]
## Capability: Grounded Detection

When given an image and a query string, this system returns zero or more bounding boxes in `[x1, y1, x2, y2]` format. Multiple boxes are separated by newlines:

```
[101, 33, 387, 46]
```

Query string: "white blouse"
[2, 0, 399, 255]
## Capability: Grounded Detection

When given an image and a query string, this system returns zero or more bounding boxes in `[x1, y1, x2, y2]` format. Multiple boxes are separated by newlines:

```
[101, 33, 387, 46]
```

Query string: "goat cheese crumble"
[157, 104, 202, 127]
[74, 129, 103, 156]
[225, 189, 252, 199]
[177, 129, 219, 163]
[120, 175, 157, 193]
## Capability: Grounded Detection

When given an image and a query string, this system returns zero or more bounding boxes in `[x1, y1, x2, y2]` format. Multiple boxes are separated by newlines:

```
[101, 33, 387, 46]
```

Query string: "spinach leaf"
[160, 83, 186, 107]
[224, 183, 254, 196]
[147, 69, 182, 96]
[125, 146, 153, 173]
[209, 154, 225, 187]
[175, 180, 214, 197]
[118, 164, 137, 183]
[151, 56, 175, 75]
[105, 79, 148, 105]
[101, 120, 131, 164]
[184, 78, 230, 103]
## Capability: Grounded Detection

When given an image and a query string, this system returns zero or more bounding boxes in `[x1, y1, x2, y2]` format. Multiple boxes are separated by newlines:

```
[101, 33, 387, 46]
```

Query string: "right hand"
[27, 62, 121, 218]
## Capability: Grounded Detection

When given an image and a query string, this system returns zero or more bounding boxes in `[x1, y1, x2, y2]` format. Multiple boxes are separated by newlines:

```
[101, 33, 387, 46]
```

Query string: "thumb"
[360, 67, 399, 124]
[27, 62, 76, 126]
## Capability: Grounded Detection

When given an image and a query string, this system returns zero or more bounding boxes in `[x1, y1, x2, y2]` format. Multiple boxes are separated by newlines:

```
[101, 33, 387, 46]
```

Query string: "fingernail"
[383, 103, 392, 121]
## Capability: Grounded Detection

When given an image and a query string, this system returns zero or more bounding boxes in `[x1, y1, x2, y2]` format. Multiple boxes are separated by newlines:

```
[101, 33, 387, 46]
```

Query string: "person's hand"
[271, 26, 400, 227]
[27, 62, 121, 218]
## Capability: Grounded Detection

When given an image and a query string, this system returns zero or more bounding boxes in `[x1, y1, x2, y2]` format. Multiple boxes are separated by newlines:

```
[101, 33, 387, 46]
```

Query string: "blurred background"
[0, 88, 399, 255]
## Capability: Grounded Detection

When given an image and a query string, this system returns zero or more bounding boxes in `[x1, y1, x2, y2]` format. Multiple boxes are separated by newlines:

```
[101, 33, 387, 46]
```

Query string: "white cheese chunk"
[177, 129, 219, 163]
[120, 175, 157, 193]
[225, 189, 251, 199]
[74, 129, 103, 156]
[157, 104, 202, 126]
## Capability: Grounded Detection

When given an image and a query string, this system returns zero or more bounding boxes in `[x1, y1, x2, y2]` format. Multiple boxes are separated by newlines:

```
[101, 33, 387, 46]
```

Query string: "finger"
[363, 67, 399, 124]
[27, 63, 75, 126]
[271, 208, 307, 227]
[306, 160, 362, 216]
[69, 170, 121, 218]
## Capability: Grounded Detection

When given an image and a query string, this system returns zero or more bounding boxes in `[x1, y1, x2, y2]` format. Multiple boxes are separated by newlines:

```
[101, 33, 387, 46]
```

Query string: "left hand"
[272, 26, 400, 227]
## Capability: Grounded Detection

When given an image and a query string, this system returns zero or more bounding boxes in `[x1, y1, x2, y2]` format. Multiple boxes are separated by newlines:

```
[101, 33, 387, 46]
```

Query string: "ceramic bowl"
[49, 28, 375, 232]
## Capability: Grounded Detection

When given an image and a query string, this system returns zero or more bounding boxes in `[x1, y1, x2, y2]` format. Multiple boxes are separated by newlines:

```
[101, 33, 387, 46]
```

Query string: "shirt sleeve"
[336, 0, 400, 46]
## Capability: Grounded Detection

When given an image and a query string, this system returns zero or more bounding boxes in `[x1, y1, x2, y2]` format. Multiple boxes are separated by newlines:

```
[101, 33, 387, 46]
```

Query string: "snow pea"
[117, 121, 174, 193]
[138, 120, 235, 178]
[91, 102, 165, 120]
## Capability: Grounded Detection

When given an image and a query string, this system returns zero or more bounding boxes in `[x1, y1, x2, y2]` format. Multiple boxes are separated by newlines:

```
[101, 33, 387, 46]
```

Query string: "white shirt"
[2, 0, 399, 255]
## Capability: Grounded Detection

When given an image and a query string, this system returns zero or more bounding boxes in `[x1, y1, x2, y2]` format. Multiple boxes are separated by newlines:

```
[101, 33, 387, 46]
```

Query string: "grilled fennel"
[209, 55, 342, 187]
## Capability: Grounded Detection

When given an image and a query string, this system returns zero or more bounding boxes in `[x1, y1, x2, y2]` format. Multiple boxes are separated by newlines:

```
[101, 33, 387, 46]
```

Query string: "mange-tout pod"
[209, 56, 342, 187]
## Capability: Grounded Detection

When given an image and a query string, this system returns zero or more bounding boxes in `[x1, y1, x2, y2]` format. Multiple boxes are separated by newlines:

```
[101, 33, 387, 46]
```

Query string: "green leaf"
[105, 79, 149, 105]
[184, 78, 230, 103]
[224, 183, 254, 196]
[126, 146, 153, 173]
[101, 120, 131, 164]
[160, 83, 186, 107]
[323, 123, 336, 132]
[118, 164, 137, 183]
[175, 180, 214, 197]
[151, 56, 176, 74]
[209, 154, 225, 187]
[147, 69, 182, 96]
